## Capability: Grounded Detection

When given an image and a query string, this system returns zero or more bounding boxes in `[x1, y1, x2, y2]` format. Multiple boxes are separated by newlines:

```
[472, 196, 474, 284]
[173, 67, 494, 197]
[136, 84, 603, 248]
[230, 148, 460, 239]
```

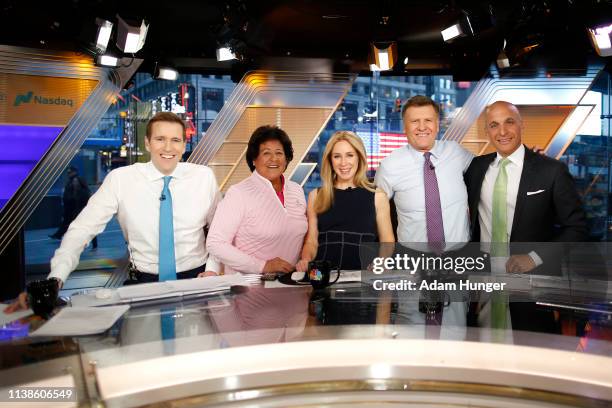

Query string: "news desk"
[0, 274, 611, 408]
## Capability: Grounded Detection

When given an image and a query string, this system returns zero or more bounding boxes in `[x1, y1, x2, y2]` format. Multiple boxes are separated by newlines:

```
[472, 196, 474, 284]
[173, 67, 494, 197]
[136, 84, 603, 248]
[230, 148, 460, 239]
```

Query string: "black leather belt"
[128, 263, 207, 283]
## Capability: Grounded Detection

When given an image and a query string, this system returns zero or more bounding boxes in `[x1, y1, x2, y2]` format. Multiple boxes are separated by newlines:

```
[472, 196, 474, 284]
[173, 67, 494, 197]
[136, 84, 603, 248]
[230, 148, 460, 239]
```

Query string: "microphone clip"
[159, 194, 166, 201]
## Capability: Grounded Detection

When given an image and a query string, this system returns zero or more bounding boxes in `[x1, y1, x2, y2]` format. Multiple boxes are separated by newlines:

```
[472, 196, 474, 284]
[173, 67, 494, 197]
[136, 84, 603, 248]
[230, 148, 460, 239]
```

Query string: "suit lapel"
[471, 154, 495, 235]
[511, 146, 535, 238]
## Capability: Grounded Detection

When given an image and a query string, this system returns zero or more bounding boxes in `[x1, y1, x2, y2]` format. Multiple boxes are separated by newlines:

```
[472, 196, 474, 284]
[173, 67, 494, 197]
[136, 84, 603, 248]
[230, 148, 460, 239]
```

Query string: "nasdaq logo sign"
[14, 91, 74, 107]
[13, 91, 33, 106]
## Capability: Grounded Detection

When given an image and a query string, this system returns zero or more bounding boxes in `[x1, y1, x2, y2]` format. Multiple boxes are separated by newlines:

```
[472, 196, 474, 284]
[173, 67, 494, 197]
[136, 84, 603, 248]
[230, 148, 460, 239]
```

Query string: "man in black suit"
[464, 101, 588, 334]
[465, 101, 587, 275]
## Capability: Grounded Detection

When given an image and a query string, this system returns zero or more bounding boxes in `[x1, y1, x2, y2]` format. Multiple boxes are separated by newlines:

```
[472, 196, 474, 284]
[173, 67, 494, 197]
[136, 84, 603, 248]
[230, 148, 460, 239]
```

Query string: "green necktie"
[491, 158, 510, 257]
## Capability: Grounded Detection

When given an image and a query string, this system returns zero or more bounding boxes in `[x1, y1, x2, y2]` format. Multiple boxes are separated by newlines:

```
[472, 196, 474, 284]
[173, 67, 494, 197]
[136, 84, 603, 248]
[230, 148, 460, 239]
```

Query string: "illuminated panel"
[0, 124, 63, 210]
[444, 64, 603, 159]
[216, 106, 333, 192]
[0, 46, 141, 255]
[462, 106, 574, 155]
[188, 71, 355, 190]
[0, 73, 98, 125]
[0, 73, 98, 213]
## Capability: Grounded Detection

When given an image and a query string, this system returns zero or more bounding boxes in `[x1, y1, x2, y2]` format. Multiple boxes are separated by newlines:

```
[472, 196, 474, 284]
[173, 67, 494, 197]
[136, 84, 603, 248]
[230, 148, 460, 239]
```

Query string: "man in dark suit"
[465, 101, 587, 333]
[465, 101, 587, 274]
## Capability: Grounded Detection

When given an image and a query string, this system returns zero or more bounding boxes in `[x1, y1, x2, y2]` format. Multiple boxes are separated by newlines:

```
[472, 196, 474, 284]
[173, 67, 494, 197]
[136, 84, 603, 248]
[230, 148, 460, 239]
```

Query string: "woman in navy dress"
[297, 131, 394, 271]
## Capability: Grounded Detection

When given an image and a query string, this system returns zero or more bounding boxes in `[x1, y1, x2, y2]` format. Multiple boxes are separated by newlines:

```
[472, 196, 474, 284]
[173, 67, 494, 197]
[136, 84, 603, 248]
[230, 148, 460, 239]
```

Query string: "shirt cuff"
[528, 251, 543, 267]
[205, 255, 221, 274]
[47, 267, 69, 285]
[254, 258, 266, 274]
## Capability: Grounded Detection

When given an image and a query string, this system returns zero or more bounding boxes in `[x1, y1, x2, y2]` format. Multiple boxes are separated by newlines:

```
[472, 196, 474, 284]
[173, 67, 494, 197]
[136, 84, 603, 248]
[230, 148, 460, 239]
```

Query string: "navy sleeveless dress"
[316, 187, 378, 270]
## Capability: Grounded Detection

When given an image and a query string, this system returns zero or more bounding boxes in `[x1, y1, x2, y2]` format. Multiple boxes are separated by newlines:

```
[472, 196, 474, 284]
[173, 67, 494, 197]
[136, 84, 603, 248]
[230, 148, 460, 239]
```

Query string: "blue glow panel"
[0, 124, 64, 211]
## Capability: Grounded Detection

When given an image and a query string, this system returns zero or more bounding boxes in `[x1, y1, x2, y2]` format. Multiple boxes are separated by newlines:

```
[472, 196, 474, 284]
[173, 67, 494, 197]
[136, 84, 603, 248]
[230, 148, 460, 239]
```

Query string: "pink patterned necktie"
[423, 152, 445, 253]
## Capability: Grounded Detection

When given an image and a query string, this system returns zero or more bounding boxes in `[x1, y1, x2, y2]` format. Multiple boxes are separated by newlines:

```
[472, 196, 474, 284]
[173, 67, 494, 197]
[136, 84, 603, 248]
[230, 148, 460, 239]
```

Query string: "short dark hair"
[401, 95, 440, 118]
[245, 125, 294, 172]
[146, 112, 186, 140]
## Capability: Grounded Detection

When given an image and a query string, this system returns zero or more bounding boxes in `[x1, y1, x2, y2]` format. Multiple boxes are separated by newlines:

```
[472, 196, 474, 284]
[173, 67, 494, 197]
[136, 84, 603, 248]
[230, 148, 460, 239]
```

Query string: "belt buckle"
[128, 264, 139, 281]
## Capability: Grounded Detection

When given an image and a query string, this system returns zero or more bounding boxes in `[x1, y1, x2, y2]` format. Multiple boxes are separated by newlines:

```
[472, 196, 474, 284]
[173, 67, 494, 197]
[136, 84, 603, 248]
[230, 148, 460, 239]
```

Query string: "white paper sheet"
[72, 274, 254, 307]
[117, 282, 171, 300]
[30, 305, 129, 337]
[0, 308, 33, 326]
[166, 274, 249, 292]
[116, 274, 251, 301]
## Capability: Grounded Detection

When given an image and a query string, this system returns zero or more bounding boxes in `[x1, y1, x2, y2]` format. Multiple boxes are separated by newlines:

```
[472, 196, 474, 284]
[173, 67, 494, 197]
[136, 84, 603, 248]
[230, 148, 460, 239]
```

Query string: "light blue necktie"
[158, 176, 176, 281]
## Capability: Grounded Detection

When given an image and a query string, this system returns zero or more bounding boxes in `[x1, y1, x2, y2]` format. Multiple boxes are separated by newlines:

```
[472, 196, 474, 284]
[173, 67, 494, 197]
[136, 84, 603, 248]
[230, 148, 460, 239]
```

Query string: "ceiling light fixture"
[95, 18, 113, 53]
[116, 15, 148, 53]
[216, 46, 237, 61]
[369, 42, 397, 71]
[588, 22, 612, 57]
[96, 54, 119, 67]
[155, 66, 179, 81]
[441, 23, 465, 42]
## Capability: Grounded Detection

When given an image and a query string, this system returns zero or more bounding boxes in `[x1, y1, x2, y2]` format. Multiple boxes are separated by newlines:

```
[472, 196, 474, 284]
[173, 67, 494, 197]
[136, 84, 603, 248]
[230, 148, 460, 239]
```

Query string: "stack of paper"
[30, 305, 129, 336]
[71, 274, 252, 307]
[0, 308, 33, 326]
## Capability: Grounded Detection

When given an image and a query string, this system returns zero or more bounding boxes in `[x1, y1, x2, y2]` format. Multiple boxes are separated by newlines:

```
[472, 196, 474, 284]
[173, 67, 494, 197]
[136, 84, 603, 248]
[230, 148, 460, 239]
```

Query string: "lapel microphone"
[429, 163, 435, 170]
[160, 194, 166, 201]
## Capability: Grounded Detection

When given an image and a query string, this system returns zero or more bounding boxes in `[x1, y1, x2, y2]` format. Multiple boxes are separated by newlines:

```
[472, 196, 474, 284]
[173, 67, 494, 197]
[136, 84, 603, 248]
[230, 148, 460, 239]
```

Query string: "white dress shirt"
[375, 141, 474, 251]
[49, 161, 221, 283]
[478, 145, 542, 265]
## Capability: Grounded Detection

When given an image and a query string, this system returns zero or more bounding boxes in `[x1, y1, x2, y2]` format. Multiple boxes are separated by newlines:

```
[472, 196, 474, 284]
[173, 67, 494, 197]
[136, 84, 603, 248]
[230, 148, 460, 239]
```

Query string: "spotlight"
[216, 47, 237, 61]
[441, 23, 465, 42]
[369, 42, 397, 71]
[116, 15, 148, 53]
[496, 39, 510, 69]
[95, 18, 113, 53]
[496, 50, 510, 69]
[155, 66, 178, 81]
[588, 23, 612, 57]
[442, 9, 493, 43]
[96, 54, 119, 67]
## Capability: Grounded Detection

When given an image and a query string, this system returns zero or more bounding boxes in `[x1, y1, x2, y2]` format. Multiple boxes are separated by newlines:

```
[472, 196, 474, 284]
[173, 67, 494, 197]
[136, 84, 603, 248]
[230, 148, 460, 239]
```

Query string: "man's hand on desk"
[3, 278, 62, 313]
[197, 271, 218, 277]
[263, 257, 294, 274]
[3, 292, 28, 313]
[506, 254, 536, 274]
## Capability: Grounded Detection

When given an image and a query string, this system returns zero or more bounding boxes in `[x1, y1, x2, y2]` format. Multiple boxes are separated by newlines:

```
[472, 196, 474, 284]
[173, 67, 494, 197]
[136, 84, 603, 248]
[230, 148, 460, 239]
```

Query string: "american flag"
[357, 131, 407, 171]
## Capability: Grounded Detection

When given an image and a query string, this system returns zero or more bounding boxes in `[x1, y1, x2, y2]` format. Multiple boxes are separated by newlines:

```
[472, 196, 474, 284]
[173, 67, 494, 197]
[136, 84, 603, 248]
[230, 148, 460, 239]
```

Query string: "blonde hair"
[314, 131, 375, 214]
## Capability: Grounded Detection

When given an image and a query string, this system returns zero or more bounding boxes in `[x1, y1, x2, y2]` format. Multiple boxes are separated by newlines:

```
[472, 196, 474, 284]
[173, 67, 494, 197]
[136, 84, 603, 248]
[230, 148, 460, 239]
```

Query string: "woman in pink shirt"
[207, 126, 307, 274]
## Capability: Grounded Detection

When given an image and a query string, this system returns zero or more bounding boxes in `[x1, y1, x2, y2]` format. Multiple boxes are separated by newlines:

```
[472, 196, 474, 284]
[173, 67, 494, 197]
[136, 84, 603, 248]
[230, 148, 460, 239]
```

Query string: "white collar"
[144, 161, 183, 181]
[406, 140, 440, 159]
[493, 144, 525, 167]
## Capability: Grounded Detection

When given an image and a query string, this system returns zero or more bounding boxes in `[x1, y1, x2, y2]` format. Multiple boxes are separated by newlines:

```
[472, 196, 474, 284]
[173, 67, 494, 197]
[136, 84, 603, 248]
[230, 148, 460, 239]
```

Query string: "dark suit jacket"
[464, 147, 587, 272]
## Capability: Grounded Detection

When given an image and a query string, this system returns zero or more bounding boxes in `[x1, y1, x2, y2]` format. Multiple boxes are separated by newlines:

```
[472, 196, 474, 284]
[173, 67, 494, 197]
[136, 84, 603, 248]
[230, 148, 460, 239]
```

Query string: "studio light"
[369, 42, 397, 71]
[155, 66, 179, 81]
[496, 50, 510, 69]
[442, 23, 465, 42]
[588, 23, 612, 57]
[116, 15, 148, 53]
[95, 18, 113, 53]
[96, 54, 119, 67]
[216, 47, 237, 61]
[496, 39, 510, 69]
[441, 9, 493, 43]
